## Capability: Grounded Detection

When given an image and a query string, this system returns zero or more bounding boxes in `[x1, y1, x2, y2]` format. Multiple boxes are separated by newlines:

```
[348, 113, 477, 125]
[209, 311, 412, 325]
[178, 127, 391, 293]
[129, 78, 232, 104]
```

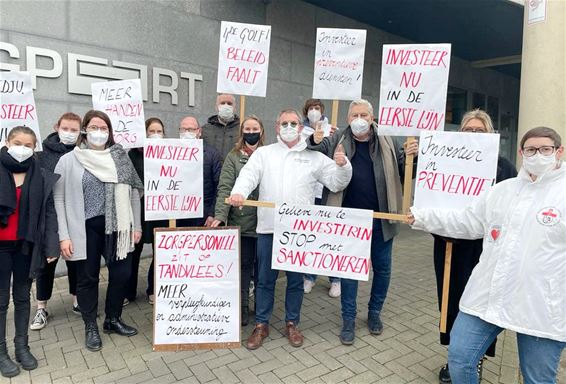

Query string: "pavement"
[5, 226, 565, 383]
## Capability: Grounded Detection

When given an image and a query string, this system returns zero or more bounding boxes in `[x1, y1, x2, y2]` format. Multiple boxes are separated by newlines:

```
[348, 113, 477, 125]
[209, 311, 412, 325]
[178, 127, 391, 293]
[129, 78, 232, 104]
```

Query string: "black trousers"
[0, 241, 32, 344]
[125, 241, 155, 300]
[35, 257, 77, 301]
[240, 236, 257, 309]
[77, 216, 132, 323]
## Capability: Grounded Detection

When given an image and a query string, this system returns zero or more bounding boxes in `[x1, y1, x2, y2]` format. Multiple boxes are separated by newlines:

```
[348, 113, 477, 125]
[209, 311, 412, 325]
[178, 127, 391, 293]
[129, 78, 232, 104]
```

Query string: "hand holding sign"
[334, 144, 347, 167]
[228, 193, 245, 207]
[404, 137, 419, 156]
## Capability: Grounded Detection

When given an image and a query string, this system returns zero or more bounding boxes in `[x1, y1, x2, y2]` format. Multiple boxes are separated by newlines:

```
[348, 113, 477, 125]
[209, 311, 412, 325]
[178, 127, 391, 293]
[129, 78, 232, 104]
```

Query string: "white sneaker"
[30, 308, 48, 330]
[304, 279, 315, 294]
[329, 281, 341, 298]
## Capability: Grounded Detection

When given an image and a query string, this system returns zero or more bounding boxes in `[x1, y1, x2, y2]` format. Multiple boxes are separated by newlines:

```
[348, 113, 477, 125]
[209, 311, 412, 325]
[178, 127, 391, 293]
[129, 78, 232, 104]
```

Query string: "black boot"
[103, 318, 137, 336]
[0, 341, 19, 378]
[241, 306, 249, 326]
[14, 336, 37, 370]
[85, 322, 102, 352]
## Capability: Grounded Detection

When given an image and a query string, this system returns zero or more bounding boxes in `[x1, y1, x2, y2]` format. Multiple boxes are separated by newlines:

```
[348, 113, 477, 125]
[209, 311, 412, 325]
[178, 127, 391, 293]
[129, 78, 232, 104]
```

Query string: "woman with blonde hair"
[212, 115, 265, 325]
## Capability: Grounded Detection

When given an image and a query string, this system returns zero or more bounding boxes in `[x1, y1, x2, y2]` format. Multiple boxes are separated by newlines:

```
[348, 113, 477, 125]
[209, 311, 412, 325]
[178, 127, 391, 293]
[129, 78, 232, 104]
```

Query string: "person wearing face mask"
[29, 113, 83, 332]
[408, 126, 565, 384]
[0, 126, 59, 377]
[53, 110, 143, 352]
[211, 115, 266, 326]
[309, 99, 418, 346]
[202, 93, 241, 158]
[300, 99, 341, 297]
[228, 108, 352, 350]
[124, 118, 168, 306]
[430, 110, 516, 384]
[177, 116, 222, 229]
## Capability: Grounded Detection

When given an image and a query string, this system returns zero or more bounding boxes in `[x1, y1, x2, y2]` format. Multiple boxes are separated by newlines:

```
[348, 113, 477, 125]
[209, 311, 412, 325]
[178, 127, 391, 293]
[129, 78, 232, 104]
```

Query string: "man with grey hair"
[228, 108, 352, 350]
[310, 99, 418, 345]
[202, 93, 240, 158]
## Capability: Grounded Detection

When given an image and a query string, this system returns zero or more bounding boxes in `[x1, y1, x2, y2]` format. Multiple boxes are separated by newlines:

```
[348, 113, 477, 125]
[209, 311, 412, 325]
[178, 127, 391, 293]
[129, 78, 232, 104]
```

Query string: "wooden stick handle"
[402, 136, 416, 214]
[168, 219, 176, 228]
[331, 100, 339, 127]
[439, 240, 453, 333]
[239, 95, 246, 119]
[224, 198, 408, 222]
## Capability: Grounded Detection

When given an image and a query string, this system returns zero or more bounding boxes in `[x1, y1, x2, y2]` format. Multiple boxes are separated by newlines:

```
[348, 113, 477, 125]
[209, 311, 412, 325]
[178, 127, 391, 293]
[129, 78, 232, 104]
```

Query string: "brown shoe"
[246, 323, 269, 350]
[285, 321, 304, 347]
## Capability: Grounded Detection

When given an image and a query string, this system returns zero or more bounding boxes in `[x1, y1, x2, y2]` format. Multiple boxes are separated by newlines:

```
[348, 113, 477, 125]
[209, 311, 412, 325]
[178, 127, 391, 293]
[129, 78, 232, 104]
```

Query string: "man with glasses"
[228, 108, 352, 350]
[177, 116, 222, 228]
[408, 126, 565, 383]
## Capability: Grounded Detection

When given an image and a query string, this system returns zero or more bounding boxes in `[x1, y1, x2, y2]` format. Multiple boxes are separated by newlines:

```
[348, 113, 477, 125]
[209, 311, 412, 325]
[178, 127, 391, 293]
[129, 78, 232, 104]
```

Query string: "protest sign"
[413, 131, 500, 210]
[273, 203, 373, 281]
[217, 21, 271, 97]
[91, 78, 145, 148]
[378, 44, 451, 136]
[153, 227, 240, 350]
[0, 71, 42, 150]
[144, 138, 203, 221]
[312, 28, 367, 101]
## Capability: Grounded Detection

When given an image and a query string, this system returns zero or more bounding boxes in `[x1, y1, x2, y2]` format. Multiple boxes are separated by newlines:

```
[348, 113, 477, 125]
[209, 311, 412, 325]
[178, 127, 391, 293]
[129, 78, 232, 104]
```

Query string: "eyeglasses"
[522, 146, 557, 157]
[179, 127, 199, 133]
[85, 125, 109, 132]
[461, 127, 488, 133]
[280, 121, 299, 129]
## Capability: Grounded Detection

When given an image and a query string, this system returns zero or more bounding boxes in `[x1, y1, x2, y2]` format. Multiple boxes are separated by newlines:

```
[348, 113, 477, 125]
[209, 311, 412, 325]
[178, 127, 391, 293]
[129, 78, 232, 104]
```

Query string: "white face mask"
[218, 104, 234, 121]
[148, 133, 163, 139]
[58, 131, 79, 145]
[279, 124, 299, 143]
[180, 131, 197, 140]
[522, 152, 557, 177]
[350, 118, 369, 136]
[307, 109, 321, 124]
[7, 145, 34, 163]
[87, 130, 109, 147]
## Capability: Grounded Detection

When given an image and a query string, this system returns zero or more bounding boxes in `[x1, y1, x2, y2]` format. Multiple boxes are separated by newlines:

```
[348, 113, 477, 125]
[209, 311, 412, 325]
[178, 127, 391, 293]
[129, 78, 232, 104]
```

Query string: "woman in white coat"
[408, 126, 565, 384]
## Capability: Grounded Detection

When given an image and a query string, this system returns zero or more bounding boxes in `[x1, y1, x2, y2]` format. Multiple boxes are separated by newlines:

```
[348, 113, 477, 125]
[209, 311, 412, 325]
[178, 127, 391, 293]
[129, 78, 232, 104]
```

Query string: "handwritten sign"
[91, 79, 145, 148]
[144, 138, 203, 221]
[273, 203, 373, 281]
[414, 131, 500, 210]
[312, 28, 367, 100]
[217, 21, 271, 97]
[0, 71, 42, 150]
[153, 227, 240, 350]
[378, 44, 451, 136]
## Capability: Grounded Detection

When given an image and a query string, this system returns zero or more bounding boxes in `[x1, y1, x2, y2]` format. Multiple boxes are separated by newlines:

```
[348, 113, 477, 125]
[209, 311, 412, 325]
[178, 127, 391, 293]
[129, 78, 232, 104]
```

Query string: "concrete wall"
[1, 0, 520, 147]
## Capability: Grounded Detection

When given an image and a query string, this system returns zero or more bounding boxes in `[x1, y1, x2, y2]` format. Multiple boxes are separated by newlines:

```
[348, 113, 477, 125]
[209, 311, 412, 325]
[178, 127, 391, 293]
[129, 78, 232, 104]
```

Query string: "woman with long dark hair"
[53, 110, 143, 352]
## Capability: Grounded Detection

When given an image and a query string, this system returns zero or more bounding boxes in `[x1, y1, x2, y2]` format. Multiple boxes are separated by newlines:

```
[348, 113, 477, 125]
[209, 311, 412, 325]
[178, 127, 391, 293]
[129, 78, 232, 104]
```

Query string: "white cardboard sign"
[378, 44, 451, 136]
[217, 21, 271, 97]
[153, 228, 240, 349]
[0, 71, 42, 150]
[312, 28, 367, 100]
[91, 79, 145, 148]
[144, 138, 204, 221]
[414, 131, 500, 210]
[273, 203, 373, 281]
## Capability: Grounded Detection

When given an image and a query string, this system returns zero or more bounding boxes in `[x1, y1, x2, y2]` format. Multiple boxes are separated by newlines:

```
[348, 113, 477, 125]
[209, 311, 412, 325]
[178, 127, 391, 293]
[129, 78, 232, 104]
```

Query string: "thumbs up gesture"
[313, 121, 324, 144]
[334, 144, 347, 167]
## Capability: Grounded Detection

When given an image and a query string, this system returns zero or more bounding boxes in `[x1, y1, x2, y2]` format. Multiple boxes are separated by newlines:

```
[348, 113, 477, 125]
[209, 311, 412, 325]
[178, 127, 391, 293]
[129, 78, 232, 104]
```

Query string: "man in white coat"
[229, 108, 352, 350]
[409, 126, 565, 384]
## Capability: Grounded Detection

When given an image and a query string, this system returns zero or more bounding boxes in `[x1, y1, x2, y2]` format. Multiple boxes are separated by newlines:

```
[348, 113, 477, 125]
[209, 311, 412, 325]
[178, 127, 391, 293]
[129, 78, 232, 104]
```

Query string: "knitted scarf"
[73, 145, 143, 261]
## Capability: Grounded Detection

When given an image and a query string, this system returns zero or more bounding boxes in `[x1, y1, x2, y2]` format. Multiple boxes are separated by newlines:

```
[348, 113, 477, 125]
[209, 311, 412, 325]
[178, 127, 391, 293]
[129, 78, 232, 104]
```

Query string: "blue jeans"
[255, 234, 303, 325]
[304, 274, 340, 283]
[341, 220, 393, 321]
[449, 312, 565, 384]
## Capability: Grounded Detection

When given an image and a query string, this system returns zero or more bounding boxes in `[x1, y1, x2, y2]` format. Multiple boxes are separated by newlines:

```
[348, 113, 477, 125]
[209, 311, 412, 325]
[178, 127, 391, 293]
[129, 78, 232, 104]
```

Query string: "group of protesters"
[0, 92, 564, 384]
